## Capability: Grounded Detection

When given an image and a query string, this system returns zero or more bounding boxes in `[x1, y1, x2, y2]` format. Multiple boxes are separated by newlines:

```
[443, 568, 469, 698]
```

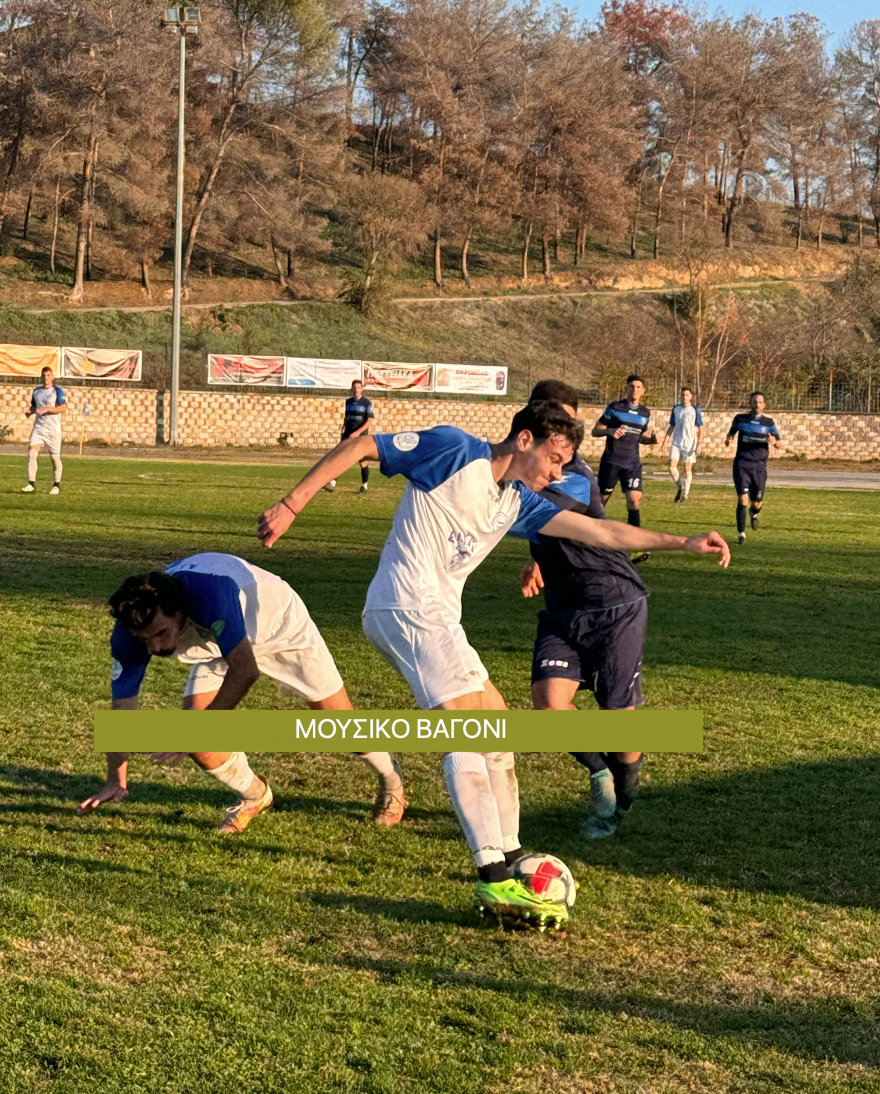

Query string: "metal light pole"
[163, 7, 201, 445]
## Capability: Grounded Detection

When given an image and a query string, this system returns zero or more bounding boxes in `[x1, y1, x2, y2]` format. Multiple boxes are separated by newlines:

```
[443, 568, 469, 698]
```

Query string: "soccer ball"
[323, 479, 337, 492]
[512, 853, 577, 907]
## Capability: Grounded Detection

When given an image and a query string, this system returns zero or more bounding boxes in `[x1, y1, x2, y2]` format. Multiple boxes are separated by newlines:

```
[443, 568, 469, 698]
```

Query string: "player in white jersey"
[259, 403, 730, 928]
[22, 366, 66, 495]
[660, 387, 703, 503]
[77, 553, 405, 830]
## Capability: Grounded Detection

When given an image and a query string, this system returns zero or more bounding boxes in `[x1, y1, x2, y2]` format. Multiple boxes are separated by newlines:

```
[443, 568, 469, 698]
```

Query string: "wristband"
[281, 498, 297, 515]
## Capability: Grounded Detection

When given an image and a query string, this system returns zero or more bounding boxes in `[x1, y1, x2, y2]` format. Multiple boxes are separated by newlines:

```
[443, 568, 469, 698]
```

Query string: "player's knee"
[484, 752, 515, 771]
[443, 752, 487, 778]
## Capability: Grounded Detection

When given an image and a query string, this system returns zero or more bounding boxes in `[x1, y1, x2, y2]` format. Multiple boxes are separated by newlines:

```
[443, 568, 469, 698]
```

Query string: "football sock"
[570, 751, 609, 774]
[204, 752, 264, 799]
[27, 449, 38, 481]
[606, 754, 642, 812]
[504, 847, 523, 868]
[485, 751, 521, 856]
[356, 752, 402, 791]
[750, 505, 760, 521]
[736, 504, 747, 534]
[443, 752, 506, 869]
[627, 508, 641, 527]
[684, 469, 693, 496]
[478, 861, 508, 883]
[669, 464, 680, 483]
[361, 466, 369, 484]
[51, 454, 62, 482]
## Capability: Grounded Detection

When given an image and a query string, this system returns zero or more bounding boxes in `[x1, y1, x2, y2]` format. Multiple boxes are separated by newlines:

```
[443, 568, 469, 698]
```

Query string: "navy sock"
[627, 509, 641, 527]
[361, 466, 369, 484]
[478, 861, 508, 883]
[737, 504, 747, 533]
[606, 755, 642, 812]
[570, 752, 609, 774]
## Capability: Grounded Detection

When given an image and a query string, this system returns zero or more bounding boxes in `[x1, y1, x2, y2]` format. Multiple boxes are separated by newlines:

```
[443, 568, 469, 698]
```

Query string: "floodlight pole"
[170, 27, 186, 445]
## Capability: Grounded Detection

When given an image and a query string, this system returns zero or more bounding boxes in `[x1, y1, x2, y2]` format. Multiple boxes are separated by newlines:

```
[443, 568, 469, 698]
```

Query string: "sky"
[575, 2, 877, 45]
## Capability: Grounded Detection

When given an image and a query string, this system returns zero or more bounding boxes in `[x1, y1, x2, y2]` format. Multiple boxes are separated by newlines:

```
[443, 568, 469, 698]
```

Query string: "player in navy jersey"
[260, 403, 729, 929]
[725, 392, 781, 545]
[77, 554, 406, 830]
[592, 374, 658, 531]
[22, 366, 67, 495]
[523, 380, 646, 839]
[341, 380, 374, 494]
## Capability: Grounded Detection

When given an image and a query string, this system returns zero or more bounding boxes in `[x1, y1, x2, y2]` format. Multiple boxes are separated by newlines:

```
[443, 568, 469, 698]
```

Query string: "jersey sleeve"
[598, 404, 615, 426]
[110, 623, 151, 700]
[669, 409, 677, 428]
[695, 407, 703, 427]
[176, 572, 247, 658]
[727, 415, 741, 436]
[365, 400, 374, 418]
[508, 484, 568, 540]
[29, 389, 36, 413]
[54, 386, 67, 406]
[768, 418, 780, 438]
[374, 426, 490, 490]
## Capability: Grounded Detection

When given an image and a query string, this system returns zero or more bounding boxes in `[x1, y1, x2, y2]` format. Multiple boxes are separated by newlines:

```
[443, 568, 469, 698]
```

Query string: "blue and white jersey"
[598, 400, 651, 467]
[365, 426, 561, 621]
[669, 403, 703, 449]
[110, 553, 294, 700]
[29, 383, 66, 436]
[728, 413, 780, 463]
[342, 395, 373, 438]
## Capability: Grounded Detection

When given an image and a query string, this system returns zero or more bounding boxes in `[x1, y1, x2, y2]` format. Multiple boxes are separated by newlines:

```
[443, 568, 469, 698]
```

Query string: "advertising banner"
[285, 358, 361, 389]
[62, 347, 142, 381]
[434, 363, 508, 396]
[363, 361, 433, 392]
[208, 354, 285, 386]
[0, 344, 61, 377]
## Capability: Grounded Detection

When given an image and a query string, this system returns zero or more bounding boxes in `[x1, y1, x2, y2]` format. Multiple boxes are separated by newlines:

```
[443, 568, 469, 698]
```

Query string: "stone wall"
[2, 382, 880, 460]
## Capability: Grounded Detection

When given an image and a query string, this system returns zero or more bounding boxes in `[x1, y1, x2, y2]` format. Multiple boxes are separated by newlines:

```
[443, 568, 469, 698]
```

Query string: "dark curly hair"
[109, 572, 186, 631]
[506, 400, 584, 451]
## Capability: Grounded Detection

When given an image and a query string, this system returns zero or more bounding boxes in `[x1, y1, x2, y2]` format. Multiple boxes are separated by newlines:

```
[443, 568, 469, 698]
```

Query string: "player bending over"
[725, 392, 781, 545]
[259, 403, 729, 927]
[660, 387, 703, 503]
[78, 553, 405, 830]
[523, 380, 645, 839]
[22, 366, 67, 495]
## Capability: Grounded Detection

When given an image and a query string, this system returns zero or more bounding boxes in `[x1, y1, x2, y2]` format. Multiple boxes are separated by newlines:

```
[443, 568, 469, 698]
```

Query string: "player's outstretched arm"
[77, 750, 132, 814]
[539, 510, 730, 568]
[259, 434, 380, 547]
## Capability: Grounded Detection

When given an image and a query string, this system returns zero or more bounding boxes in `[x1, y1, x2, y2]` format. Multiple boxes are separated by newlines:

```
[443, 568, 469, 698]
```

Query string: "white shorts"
[670, 443, 697, 463]
[29, 426, 62, 455]
[362, 607, 488, 709]
[184, 597, 344, 703]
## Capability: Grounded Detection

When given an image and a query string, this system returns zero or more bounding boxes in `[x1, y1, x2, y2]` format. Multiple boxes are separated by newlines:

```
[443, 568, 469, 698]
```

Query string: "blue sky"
[574, 3, 877, 45]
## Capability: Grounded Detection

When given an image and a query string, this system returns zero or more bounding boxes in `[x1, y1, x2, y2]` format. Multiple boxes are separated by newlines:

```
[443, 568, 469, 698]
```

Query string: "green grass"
[0, 453, 878, 1093]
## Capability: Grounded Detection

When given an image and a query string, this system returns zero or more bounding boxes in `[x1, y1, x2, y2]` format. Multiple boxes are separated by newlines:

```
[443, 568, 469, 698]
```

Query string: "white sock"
[485, 752, 521, 854]
[669, 464, 680, 484]
[443, 752, 505, 867]
[27, 448, 38, 481]
[356, 752, 402, 790]
[51, 454, 62, 483]
[684, 468, 693, 496]
[205, 752, 261, 797]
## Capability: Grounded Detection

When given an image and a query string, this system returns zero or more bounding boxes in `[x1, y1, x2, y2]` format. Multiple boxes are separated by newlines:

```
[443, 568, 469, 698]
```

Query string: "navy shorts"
[531, 598, 647, 709]
[733, 460, 767, 502]
[598, 460, 642, 495]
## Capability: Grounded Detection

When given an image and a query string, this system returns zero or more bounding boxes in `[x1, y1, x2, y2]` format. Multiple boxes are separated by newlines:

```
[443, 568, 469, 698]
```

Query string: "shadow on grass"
[329, 953, 880, 1069]
[305, 890, 471, 927]
[524, 755, 880, 913]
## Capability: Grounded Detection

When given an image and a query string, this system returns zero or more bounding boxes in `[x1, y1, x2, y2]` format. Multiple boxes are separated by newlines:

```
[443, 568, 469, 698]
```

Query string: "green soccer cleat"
[474, 878, 569, 931]
[589, 768, 617, 819]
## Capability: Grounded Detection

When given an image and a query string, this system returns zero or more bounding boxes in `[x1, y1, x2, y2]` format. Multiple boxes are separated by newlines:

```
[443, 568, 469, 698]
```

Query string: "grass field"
[1, 453, 878, 1094]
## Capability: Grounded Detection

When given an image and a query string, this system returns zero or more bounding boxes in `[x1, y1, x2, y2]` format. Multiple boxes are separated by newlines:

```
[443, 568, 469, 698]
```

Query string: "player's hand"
[77, 782, 129, 814]
[696, 444, 702, 456]
[683, 531, 730, 569]
[521, 561, 544, 598]
[724, 437, 731, 447]
[613, 425, 627, 439]
[149, 752, 189, 766]
[258, 500, 296, 548]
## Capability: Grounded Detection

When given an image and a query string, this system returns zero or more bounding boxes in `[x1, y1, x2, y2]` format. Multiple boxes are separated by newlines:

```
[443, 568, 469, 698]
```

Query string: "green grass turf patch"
[0, 454, 878, 1093]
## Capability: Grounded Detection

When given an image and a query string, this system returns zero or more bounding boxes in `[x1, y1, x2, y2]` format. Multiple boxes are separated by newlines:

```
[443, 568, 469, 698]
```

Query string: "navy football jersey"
[342, 395, 373, 438]
[728, 413, 779, 463]
[597, 399, 651, 467]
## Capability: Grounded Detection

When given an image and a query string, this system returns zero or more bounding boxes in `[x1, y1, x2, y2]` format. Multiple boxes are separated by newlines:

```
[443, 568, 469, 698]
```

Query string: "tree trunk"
[541, 230, 551, 280]
[85, 140, 98, 281]
[141, 257, 152, 298]
[50, 177, 60, 273]
[461, 236, 471, 286]
[630, 174, 643, 257]
[724, 157, 747, 249]
[521, 222, 532, 284]
[22, 188, 32, 241]
[796, 205, 803, 250]
[70, 130, 97, 303]
[182, 97, 239, 290]
[270, 234, 287, 290]
[433, 229, 442, 287]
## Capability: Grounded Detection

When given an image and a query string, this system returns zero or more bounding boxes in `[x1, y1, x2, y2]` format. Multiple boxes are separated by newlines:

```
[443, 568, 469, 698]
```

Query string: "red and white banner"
[433, 363, 508, 396]
[0, 344, 61, 377]
[208, 354, 285, 386]
[286, 358, 361, 389]
[62, 347, 142, 381]
[363, 361, 433, 392]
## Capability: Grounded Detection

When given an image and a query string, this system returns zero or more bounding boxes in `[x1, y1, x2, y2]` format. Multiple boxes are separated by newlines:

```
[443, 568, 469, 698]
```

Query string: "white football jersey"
[669, 404, 703, 449]
[365, 427, 560, 623]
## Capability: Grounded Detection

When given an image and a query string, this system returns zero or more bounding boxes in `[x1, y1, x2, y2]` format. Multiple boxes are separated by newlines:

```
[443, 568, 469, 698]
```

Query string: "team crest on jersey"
[210, 620, 225, 637]
[111, 658, 123, 681]
[393, 432, 419, 452]
[448, 530, 476, 570]
[492, 512, 509, 529]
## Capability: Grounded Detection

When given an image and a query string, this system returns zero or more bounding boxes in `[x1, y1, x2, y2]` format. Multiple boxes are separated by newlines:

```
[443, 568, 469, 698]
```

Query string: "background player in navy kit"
[342, 379, 374, 494]
[522, 381, 645, 839]
[592, 374, 658, 529]
[725, 392, 781, 545]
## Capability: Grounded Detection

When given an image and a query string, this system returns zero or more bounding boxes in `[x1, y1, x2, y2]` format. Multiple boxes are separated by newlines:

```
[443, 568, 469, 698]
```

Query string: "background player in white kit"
[661, 387, 704, 503]
[22, 365, 66, 495]
[78, 553, 405, 830]
[259, 403, 729, 928]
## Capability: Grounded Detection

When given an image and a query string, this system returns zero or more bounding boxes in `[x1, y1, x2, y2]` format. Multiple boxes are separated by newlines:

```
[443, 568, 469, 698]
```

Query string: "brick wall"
[3, 382, 880, 459]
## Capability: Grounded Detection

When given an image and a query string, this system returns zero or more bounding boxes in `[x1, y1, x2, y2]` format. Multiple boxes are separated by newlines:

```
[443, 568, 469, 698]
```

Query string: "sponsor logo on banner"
[433, 363, 508, 395]
[0, 344, 62, 378]
[62, 348, 142, 381]
[208, 355, 285, 386]
[285, 358, 361, 389]
[363, 361, 433, 392]
[392, 432, 419, 452]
